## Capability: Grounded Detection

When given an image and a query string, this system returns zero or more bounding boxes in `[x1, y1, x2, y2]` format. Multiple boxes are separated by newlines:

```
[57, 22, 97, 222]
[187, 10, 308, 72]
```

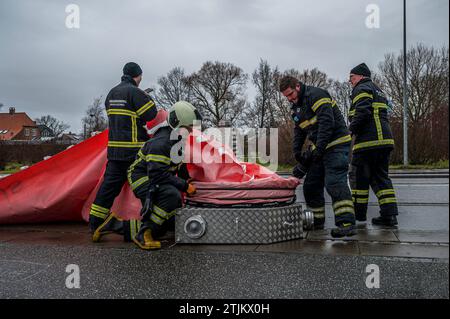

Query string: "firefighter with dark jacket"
[348, 63, 398, 226]
[89, 62, 158, 241]
[280, 76, 356, 237]
[124, 101, 201, 250]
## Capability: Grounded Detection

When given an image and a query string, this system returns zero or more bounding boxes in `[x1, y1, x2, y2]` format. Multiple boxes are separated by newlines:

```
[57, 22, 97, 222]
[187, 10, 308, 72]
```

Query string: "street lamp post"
[403, 0, 409, 166]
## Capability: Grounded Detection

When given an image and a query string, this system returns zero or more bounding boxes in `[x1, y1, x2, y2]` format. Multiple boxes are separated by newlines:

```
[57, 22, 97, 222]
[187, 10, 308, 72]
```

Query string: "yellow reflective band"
[352, 92, 373, 104]
[90, 210, 108, 219]
[91, 203, 110, 214]
[326, 134, 352, 149]
[335, 207, 355, 216]
[352, 189, 369, 195]
[356, 198, 369, 204]
[372, 102, 388, 109]
[107, 109, 138, 118]
[131, 176, 149, 190]
[150, 213, 165, 225]
[312, 98, 333, 112]
[153, 205, 170, 219]
[136, 100, 155, 116]
[353, 139, 394, 151]
[376, 189, 396, 198]
[333, 200, 354, 210]
[146, 154, 171, 165]
[299, 116, 317, 129]
[349, 109, 356, 117]
[374, 108, 383, 140]
[127, 157, 143, 183]
[308, 206, 325, 213]
[131, 116, 137, 143]
[313, 213, 325, 218]
[332, 100, 337, 107]
[379, 198, 397, 205]
[108, 141, 145, 148]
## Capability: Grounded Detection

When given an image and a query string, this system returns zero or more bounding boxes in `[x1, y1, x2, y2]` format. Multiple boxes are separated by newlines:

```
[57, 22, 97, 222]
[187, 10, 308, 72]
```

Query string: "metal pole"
[403, 0, 409, 166]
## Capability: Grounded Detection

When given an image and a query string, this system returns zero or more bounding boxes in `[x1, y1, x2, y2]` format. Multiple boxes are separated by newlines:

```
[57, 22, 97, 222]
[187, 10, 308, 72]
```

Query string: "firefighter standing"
[89, 62, 158, 241]
[348, 63, 398, 226]
[280, 76, 356, 237]
[125, 101, 201, 250]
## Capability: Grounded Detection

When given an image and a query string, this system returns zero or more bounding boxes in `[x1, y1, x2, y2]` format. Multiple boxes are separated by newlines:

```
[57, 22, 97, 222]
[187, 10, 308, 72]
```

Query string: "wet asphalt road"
[0, 176, 448, 299]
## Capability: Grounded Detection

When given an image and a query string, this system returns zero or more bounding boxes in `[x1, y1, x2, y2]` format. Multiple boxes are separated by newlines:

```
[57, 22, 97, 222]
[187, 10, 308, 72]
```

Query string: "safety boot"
[92, 212, 124, 243]
[372, 215, 398, 226]
[331, 223, 357, 238]
[355, 213, 367, 222]
[313, 217, 325, 230]
[133, 227, 161, 250]
[89, 215, 106, 233]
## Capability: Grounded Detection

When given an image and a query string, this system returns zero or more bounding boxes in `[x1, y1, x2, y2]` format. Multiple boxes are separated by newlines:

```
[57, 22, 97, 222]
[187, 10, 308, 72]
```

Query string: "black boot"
[89, 215, 106, 233]
[372, 215, 398, 226]
[355, 213, 367, 222]
[92, 213, 124, 243]
[331, 223, 357, 238]
[313, 217, 325, 230]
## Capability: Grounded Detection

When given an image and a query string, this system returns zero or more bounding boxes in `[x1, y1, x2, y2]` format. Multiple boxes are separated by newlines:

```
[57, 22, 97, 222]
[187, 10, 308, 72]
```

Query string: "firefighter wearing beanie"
[348, 63, 399, 226]
[89, 62, 159, 241]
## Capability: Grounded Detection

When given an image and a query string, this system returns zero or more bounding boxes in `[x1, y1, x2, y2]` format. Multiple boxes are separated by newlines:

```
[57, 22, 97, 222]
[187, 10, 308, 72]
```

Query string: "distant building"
[0, 107, 40, 141]
[36, 124, 55, 141]
[58, 132, 81, 144]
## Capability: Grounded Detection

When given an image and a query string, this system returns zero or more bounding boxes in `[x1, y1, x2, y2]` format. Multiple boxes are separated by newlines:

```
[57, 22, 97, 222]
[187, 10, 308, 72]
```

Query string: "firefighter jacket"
[127, 126, 189, 193]
[292, 83, 351, 159]
[349, 78, 394, 153]
[105, 75, 157, 161]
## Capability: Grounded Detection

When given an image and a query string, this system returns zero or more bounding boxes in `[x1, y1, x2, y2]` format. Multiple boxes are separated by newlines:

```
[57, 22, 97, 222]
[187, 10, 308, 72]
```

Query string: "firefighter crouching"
[89, 62, 157, 242]
[124, 101, 202, 250]
[348, 63, 399, 226]
[280, 76, 356, 237]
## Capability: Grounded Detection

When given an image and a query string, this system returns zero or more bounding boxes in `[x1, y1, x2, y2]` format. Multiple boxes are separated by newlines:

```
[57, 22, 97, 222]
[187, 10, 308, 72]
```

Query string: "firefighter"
[348, 63, 398, 226]
[90, 62, 158, 241]
[124, 101, 201, 250]
[280, 76, 356, 237]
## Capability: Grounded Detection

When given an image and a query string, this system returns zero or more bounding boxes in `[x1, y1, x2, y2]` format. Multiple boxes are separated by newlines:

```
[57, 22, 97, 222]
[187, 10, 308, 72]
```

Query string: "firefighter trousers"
[303, 144, 355, 226]
[89, 160, 133, 221]
[123, 183, 182, 241]
[349, 148, 398, 219]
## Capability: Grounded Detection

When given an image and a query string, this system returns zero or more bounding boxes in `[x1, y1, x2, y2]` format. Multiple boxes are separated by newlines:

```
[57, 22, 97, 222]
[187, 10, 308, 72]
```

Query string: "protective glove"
[186, 183, 197, 196]
[292, 164, 308, 180]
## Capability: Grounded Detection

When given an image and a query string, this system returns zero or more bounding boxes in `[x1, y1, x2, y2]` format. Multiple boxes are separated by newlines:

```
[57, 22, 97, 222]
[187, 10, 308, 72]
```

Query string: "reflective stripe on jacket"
[349, 78, 394, 153]
[292, 84, 351, 158]
[106, 75, 157, 161]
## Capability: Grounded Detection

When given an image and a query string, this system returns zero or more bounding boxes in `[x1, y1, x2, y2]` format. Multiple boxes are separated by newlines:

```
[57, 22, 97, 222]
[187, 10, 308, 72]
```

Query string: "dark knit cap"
[350, 63, 371, 77]
[123, 62, 143, 77]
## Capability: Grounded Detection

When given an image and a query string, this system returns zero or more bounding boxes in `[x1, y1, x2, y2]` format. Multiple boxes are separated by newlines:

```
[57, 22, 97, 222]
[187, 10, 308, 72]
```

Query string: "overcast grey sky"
[0, 0, 448, 133]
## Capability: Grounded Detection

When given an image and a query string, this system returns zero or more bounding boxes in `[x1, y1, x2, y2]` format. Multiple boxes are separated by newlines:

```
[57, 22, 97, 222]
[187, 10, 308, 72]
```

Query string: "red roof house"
[0, 107, 40, 141]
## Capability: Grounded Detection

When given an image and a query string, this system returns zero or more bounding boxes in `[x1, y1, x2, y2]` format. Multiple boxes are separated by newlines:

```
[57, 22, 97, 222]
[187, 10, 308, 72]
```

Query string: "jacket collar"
[121, 75, 137, 86]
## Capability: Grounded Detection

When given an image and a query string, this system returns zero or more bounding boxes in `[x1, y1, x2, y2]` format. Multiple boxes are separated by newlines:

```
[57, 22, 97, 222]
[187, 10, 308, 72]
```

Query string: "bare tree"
[377, 44, 449, 163]
[284, 67, 331, 89]
[244, 59, 278, 128]
[82, 97, 107, 138]
[153, 67, 193, 109]
[185, 61, 248, 127]
[329, 80, 352, 123]
[35, 115, 70, 138]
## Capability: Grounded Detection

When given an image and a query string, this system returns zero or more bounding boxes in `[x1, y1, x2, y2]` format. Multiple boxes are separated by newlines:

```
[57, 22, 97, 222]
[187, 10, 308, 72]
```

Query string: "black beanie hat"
[123, 62, 143, 78]
[350, 63, 371, 78]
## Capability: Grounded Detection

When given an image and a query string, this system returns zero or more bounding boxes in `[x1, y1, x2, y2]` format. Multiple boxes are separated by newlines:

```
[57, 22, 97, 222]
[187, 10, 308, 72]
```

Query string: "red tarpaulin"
[0, 111, 299, 224]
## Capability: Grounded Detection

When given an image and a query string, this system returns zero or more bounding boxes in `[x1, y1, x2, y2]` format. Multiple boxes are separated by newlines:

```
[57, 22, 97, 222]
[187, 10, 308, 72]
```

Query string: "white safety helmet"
[167, 101, 202, 129]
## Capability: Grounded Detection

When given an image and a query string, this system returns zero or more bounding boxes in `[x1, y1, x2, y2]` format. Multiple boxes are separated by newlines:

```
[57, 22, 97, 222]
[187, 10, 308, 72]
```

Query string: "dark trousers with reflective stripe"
[132, 183, 182, 238]
[303, 144, 355, 226]
[90, 160, 133, 219]
[350, 148, 398, 218]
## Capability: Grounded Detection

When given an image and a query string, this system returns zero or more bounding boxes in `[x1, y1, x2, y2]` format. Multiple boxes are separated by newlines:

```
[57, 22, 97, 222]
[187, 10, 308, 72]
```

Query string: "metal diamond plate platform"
[175, 203, 305, 244]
